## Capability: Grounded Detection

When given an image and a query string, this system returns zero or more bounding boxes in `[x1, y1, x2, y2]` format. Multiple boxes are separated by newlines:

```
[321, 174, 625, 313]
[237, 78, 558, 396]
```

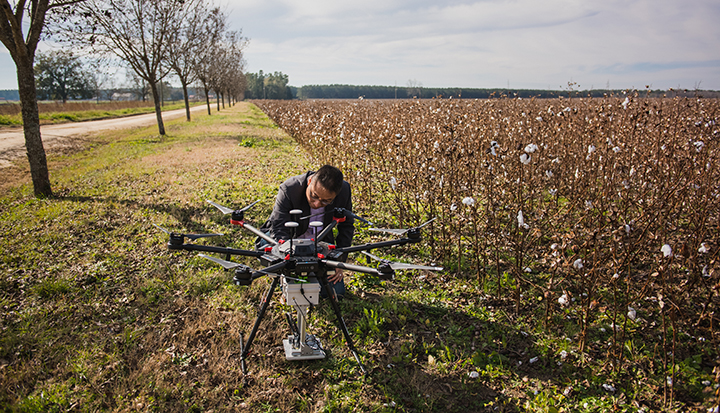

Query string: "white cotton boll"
[545, 170, 554, 178]
[524, 143, 538, 153]
[517, 210, 525, 227]
[390, 176, 397, 190]
[702, 266, 710, 277]
[588, 145, 596, 155]
[490, 146, 497, 156]
[524, 267, 532, 273]
[627, 306, 637, 320]
[699, 242, 709, 253]
[536, 116, 543, 122]
[613, 146, 621, 153]
[434, 141, 440, 150]
[625, 224, 631, 234]
[694, 141, 705, 152]
[585, 200, 593, 209]
[661, 244, 673, 257]
[603, 383, 616, 392]
[558, 294, 569, 306]
[560, 350, 567, 360]
[469, 371, 479, 379]
[549, 189, 557, 196]
[450, 203, 458, 211]
[622, 97, 630, 109]
[520, 153, 531, 164]
[462, 197, 475, 206]
[573, 259, 584, 270]
[529, 357, 539, 364]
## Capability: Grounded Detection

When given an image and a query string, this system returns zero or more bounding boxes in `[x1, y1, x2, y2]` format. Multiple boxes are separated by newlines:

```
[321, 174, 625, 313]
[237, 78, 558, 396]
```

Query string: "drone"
[156, 199, 442, 374]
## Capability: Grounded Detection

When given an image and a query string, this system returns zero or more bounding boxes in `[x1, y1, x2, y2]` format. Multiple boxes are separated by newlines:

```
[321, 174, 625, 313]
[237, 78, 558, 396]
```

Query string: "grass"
[0, 100, 204, 126]
[0, 102, 717, 412]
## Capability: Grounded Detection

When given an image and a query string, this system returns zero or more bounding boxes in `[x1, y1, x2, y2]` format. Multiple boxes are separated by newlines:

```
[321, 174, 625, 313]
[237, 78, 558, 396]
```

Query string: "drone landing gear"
[237, 273, 366, 375]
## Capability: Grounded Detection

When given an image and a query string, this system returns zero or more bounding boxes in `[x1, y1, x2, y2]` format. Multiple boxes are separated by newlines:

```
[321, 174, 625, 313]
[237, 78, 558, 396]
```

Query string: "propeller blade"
[389, 262, 444, 271]
[347, 210, 374, 226]
[198, 254, 306, 282]
[154, 223, 222, 240]
[206, 200, 234, 215]
[361, 251, 443, 272]
[199, 253, 243, 269]
[416, 217, 437, 229]
[238, 200, 260, 213]
[153, 223, 171, 234]
[185, 232, 223, 241]
[368, 227, 409, 236]
[367, 217, 436, 236]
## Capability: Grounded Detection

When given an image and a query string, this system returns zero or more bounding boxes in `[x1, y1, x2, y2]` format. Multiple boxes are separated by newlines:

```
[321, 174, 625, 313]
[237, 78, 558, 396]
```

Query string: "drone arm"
[250, 260, 289, 280]
[322, 259, 382, 277]
[170, 243, 264, 258]
[316, 219, 337, 243]
[241, 222, 279, 246]
[335, 237, 421, 254]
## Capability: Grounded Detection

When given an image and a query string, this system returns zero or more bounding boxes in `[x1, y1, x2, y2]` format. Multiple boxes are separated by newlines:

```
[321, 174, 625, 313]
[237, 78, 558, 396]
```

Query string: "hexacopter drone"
[156, 199, 442, 374]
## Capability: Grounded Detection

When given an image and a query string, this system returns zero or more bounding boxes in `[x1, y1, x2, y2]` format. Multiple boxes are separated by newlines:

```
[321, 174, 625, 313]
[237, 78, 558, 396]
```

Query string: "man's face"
[306, 177, 337, 209]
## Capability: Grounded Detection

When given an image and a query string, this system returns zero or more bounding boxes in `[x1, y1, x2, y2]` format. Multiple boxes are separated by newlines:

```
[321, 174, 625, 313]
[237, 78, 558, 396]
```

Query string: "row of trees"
[1, 0, 246, 197]
[294, 84, 720, 100]
[244, 70, 293, 100]
[32, 50, 204, 103]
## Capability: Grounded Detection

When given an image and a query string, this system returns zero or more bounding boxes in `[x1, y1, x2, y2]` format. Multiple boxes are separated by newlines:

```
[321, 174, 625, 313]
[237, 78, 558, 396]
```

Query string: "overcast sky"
[2, 0, 719, 91]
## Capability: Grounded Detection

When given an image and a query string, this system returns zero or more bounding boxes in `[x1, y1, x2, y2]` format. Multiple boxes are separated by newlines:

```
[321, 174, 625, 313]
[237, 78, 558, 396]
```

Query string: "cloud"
[233, 0, 720, 89]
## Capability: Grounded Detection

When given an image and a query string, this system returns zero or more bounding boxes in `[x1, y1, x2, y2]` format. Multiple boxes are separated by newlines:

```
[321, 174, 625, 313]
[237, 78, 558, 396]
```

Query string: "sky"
[2, 0, 719, 91]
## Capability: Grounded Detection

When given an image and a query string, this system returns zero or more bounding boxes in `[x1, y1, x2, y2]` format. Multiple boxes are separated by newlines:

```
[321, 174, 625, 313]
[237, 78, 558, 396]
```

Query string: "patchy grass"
[0, 102, 717, 412]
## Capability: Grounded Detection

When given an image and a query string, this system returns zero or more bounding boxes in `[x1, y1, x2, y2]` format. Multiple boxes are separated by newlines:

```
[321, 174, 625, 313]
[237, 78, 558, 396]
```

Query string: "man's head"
[306, 165, 343, 209]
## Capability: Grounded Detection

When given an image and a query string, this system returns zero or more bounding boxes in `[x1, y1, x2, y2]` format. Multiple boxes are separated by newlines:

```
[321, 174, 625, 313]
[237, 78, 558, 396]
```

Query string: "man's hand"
[328, 268, 344, 283]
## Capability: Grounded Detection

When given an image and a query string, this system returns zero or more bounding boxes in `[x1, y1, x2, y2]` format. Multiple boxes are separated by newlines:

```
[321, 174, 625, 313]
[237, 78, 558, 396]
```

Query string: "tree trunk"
[204, 85, 211, 115]
[17, 57, 52, 197]
[181, 81, 191, 121]
[149, 80, 166, 135]
[215, 91, 220, 111]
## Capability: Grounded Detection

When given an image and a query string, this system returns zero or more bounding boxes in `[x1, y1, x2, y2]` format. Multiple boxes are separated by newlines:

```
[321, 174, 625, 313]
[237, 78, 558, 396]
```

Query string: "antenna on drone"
[310, 221, 323, 253]
[287, 209, 303, 254]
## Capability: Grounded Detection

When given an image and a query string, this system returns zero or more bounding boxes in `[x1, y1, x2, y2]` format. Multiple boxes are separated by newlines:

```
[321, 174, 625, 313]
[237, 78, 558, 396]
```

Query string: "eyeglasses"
[309, 183, 335, 206]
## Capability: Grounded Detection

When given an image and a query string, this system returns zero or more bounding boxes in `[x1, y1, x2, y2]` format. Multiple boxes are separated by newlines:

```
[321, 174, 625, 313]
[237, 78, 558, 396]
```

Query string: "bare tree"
[0, 0, 83, 197]
[194, 7, 227, 116]
[60, 0, 191, 135]
[164, 0, 205, 121]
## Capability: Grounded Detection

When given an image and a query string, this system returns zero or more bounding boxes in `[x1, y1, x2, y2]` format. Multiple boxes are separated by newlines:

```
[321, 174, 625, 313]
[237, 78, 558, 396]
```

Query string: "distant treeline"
[0, 90, 20, 101]
[290, 84, 720, 100]
[0, 86, 204, 103]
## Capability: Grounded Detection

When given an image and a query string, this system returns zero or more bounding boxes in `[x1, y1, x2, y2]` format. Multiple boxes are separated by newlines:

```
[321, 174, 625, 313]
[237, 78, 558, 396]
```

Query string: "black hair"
[313, 165, 344, 194]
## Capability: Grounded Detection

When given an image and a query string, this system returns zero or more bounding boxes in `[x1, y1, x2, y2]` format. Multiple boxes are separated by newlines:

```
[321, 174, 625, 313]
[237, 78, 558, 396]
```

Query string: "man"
[257, 165, 354, 298]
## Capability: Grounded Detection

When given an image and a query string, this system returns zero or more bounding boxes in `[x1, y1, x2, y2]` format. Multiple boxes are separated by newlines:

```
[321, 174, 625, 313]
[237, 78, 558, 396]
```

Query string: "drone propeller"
[369, 217, 436, 237]
[207, 199, 259, 215]
[153, 223, 223, 241]
[361, 251, 443, 272]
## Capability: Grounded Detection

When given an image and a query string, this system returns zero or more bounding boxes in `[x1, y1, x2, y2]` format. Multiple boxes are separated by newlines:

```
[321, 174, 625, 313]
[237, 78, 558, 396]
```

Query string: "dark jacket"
[258, 171, 355, 248]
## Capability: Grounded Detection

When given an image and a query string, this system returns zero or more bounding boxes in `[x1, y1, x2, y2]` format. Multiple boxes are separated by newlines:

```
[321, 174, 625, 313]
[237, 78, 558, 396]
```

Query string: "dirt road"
[0, 105, 208, 167]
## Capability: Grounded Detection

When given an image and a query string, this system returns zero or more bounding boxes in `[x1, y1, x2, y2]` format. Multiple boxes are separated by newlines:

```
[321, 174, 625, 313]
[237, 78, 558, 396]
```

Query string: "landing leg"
[318, 274, 366, 374]
[239, 276, 280, 373]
